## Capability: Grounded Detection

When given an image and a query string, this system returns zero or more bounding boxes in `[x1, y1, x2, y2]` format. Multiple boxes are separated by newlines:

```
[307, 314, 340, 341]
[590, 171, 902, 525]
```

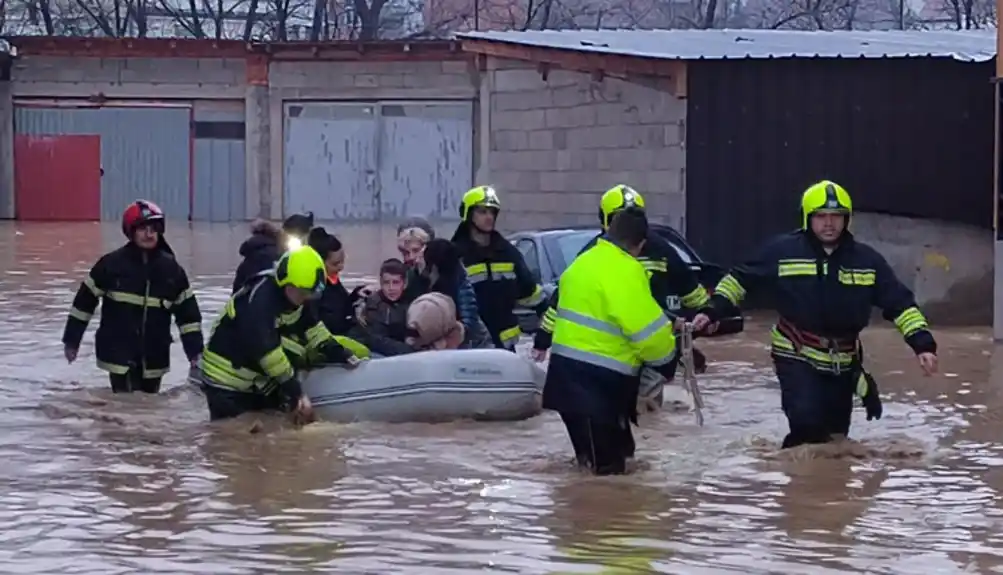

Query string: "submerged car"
[508, 224, 742, 335]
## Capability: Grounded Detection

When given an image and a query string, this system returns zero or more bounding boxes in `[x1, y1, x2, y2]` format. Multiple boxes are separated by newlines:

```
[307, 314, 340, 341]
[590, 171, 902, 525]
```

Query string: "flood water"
[2, 221, 1002, 574]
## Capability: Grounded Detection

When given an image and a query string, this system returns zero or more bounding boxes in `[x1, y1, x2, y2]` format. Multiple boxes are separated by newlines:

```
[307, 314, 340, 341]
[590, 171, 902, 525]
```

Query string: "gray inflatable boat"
[301, 349, 546, 423]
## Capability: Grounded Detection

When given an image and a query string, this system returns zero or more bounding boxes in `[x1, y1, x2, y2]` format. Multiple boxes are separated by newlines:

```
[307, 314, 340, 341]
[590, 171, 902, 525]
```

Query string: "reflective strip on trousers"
[552, 344, 640, 376]
[96, 360, 168, 379]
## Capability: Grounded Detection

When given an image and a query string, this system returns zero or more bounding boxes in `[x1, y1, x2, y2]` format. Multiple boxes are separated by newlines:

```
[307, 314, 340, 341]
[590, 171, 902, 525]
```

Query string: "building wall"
[15, 105, 192, 220]
[852, 212, 992, 325]
[9, 55, 247, 99]
[481, 58, 687, 231]
[7, 54, 245, 220]
[685, 57, 994, 269]
[0, 47, 481, 222]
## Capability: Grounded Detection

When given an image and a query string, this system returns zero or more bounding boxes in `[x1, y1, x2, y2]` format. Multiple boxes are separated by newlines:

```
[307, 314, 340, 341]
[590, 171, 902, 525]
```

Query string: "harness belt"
[776, 317, 857, 354]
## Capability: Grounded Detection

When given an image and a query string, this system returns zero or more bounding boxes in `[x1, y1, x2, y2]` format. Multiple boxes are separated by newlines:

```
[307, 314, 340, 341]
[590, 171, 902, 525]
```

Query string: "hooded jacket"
[232, 220, 284, 293]
[429, 267, 492, 349]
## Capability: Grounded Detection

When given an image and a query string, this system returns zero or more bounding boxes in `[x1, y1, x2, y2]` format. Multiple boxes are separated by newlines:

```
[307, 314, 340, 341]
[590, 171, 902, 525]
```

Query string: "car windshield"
[553, 230, 695, 270]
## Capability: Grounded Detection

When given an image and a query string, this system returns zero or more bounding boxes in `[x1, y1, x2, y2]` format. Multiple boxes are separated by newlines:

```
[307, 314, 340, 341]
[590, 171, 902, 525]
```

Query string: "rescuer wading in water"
[197, 246, 363, 422]
[692, 181, 939, 449]
[532, 185, 720, 414]
[543, 209, 678, 475]
[62, 200, 204, 394]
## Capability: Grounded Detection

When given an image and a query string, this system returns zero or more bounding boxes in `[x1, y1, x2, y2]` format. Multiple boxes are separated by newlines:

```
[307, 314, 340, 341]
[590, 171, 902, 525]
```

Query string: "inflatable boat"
[301, 349, 546, 423]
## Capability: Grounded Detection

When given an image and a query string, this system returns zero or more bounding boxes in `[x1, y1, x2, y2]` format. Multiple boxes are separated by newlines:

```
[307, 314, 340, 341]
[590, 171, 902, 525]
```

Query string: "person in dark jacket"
[451, 186, 549, 350]
[62, 200, 204, 394]
[232, 212, 314, 293]
[198, 246, 361, 422]
[358, 259, 416, 356]
[693, 180, 939, 449]
[306, 227, 375, 358]
[422, 239, 492, 349]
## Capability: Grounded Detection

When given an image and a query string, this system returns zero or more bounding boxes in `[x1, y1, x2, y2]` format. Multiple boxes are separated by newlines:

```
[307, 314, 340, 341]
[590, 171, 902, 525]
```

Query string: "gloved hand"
[278, 377, 304, 413]
[856, 370, 882, 421]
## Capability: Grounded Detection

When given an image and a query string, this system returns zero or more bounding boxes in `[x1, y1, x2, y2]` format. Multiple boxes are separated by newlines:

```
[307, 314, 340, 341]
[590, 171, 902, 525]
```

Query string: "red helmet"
[122, 200, 165, 238]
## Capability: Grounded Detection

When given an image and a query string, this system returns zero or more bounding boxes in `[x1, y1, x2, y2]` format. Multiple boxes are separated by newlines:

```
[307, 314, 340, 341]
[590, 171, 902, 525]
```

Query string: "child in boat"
[359, 258, 415, 356]
[406, 293, 465, 350]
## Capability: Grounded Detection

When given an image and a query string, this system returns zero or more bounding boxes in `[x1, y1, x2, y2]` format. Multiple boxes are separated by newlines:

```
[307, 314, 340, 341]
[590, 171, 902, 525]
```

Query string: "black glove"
[278, 377, 304, 412]
[318, 341, 352, 365]
[856, 370, 882, 421]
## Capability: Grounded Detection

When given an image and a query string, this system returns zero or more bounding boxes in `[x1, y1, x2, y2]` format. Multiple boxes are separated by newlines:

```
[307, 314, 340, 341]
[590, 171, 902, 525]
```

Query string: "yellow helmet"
[801, 180, 852, 229]
[599, 185, 646, 228]
[459, 185, 501, 220]
[275, 246, 326, 293]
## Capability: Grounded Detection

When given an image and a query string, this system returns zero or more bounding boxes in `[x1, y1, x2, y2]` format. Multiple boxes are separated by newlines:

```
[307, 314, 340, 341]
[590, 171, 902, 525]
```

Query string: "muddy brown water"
[2, 221, 1002, 574]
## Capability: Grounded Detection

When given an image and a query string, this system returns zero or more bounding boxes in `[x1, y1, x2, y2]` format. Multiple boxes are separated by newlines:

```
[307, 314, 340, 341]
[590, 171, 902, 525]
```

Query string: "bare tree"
[935, 0, 995, 28]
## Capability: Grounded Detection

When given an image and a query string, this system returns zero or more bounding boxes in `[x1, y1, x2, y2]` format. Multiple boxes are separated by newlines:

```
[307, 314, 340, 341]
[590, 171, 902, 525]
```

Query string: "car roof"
[512, 224, 683, 238]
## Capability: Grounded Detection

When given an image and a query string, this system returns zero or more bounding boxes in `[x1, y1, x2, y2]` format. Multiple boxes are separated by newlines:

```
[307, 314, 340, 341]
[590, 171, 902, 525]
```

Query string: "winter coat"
[407, 293, 465, 350]
[430, 268, 493, 349]
[359, 291, 415, 357]
[232, 220, 284, 294]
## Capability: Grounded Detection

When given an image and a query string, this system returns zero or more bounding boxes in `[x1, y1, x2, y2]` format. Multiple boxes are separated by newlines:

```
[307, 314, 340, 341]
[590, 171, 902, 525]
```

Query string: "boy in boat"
[359, 258, 415, 356]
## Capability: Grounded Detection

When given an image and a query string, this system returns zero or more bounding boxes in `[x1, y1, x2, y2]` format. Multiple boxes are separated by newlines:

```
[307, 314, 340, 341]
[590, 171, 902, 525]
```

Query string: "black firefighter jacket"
[706, 229, 937, 371]
[63, 241, 204, 378]
[451, 224, 548, 348]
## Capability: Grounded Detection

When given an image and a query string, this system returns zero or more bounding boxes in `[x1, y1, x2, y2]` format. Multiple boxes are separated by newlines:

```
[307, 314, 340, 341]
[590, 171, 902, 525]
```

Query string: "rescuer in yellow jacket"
[693, 180, 938, 449]
[198, 246, 363, 422]
[542, 209, 678, 476]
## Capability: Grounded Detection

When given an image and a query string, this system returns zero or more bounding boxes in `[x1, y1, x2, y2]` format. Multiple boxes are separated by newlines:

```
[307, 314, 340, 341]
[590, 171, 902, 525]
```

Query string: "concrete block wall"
[853, 212, 993, 325]
[269, 60, 476, 100]
[11, 55, 247, 98]
[481, 58, 687, 232]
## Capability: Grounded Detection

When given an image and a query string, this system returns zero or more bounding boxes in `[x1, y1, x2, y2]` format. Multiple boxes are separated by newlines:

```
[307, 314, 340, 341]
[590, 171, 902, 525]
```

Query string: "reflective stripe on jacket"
[452, 226, 548, 349]
[62, 242, 203, 378]
[708, 229, 936, 372]
[201, 277, 345, 394]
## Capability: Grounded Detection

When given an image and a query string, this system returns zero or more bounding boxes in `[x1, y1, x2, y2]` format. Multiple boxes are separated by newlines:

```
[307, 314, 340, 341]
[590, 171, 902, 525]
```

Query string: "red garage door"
[15, 134, 101, 221]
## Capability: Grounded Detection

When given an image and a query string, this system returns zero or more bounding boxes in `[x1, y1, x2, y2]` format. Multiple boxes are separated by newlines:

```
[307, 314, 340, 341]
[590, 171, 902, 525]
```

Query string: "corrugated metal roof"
[457, 29, 997, 62]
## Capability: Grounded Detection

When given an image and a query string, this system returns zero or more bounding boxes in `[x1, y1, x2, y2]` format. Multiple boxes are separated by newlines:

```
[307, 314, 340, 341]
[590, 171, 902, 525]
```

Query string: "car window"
[516, 239, 542, 281]
[553, 231, 598, 270]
